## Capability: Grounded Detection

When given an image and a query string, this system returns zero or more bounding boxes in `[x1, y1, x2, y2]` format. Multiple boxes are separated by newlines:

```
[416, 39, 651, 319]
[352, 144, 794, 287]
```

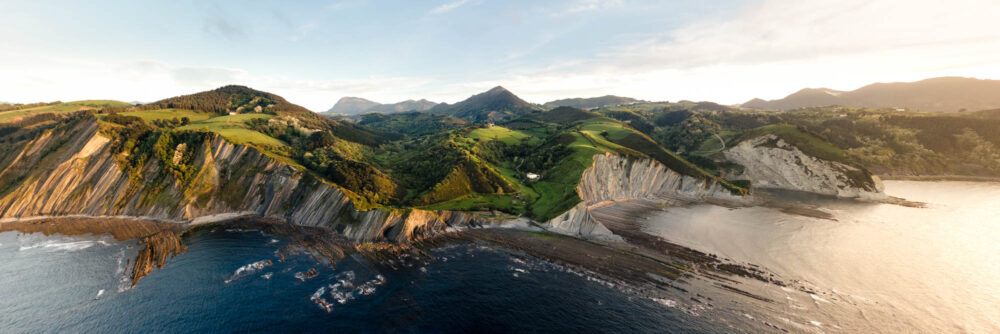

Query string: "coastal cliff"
[723, 134, 885, 199]
[0, 119, 497, 243]
[544, 153, 747, 240]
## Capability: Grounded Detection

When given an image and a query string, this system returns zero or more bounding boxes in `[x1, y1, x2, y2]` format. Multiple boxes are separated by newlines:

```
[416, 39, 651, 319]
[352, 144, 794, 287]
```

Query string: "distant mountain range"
[325, 97, 438, 115]
[429, 86, 541, 122]
[542, 95, 639, 110]
[743, 77, 1000, 112]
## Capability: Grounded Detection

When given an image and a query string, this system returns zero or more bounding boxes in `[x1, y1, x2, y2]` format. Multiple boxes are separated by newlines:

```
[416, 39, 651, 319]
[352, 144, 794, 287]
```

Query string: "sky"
[2, 0, 1000, 111]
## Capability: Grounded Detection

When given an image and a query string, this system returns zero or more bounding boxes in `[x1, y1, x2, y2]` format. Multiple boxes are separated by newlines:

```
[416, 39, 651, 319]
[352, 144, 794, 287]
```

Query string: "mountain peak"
[487, 86, 509, 94]
[430, 86, 538, 122]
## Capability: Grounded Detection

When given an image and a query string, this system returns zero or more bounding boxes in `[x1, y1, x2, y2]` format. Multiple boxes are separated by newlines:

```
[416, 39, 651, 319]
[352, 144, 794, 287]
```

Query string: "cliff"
[0, 118, 497, 244]
[544, 153, 748, 240]
[723, 134, 885, 199]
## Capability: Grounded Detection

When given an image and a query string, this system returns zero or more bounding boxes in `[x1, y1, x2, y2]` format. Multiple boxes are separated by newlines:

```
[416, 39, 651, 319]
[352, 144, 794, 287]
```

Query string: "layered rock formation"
[544, 153, 748, 240]
[0, 119, 498, 244]
[723, 134, 885, 199]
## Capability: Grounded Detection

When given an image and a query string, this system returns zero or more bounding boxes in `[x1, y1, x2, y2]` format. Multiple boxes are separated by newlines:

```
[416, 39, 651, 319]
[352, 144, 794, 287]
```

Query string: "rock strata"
[724, 134, 885, 199]
[544, 153, 747, 240]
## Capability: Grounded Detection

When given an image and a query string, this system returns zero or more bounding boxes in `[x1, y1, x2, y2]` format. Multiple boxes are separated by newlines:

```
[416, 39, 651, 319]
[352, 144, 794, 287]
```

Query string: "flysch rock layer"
[543, 153, 749, 241]
[723, 134, 885, 199]
[0, 119, 499, 244]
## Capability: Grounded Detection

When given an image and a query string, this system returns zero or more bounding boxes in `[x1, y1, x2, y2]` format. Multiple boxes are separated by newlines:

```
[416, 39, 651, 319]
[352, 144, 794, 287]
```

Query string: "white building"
[526, 172, 540, 181]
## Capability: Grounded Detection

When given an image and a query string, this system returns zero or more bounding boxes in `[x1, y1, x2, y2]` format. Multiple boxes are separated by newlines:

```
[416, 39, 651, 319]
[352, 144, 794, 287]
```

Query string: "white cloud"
[493, 0, 1000, 104]
[4, 0, 1000, 110]
[429, 0, 471, 15]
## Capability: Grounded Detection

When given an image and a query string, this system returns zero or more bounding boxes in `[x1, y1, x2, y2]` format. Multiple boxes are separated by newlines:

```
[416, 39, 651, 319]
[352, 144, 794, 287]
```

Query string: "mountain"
[325, 97, 438, 115]
[326, 97, 381, 115]
[430, 86, 540, 122]
[743, 77, 1000, 112]
[144, 85, 313, 115]
[543, 95, 639, 110]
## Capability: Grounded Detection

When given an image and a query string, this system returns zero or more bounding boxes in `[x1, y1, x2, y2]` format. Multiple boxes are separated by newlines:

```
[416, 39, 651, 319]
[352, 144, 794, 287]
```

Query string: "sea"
[1, 181, 997, 333]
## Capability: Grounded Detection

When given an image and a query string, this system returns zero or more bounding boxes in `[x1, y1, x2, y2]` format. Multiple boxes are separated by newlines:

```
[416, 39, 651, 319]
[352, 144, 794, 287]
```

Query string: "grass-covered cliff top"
[736, 124, 849, 163]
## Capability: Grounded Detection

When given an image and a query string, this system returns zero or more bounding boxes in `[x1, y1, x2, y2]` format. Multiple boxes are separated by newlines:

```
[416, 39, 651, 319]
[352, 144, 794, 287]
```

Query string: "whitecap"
[311, 286, 333, 313]
[225, 260, 273, 283]
[18, 239, 110, 252]
[651, 298, 677, 308]
[95, 289, 105, 299]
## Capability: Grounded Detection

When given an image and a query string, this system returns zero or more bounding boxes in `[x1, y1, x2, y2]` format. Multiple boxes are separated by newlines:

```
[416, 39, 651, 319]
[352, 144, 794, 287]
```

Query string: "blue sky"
[2, 0, 999, 111]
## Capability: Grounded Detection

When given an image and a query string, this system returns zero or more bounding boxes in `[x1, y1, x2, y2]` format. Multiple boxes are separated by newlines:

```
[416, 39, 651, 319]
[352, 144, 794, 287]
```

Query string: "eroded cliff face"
[0, 119, 496, 244]
[544, 153, 748, 240]
[723, 135, 885, 199]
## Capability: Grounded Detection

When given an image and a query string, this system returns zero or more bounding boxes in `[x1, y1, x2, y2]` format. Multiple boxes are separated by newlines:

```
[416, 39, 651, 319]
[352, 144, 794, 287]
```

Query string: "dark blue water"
[0, 229, 732, 333]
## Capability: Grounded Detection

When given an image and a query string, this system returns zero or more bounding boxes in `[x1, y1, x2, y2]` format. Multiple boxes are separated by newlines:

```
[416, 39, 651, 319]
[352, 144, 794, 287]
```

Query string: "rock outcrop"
[0, 119, 498, 244]
[723, 134, 885, 199]
[544, 153, 748, 240]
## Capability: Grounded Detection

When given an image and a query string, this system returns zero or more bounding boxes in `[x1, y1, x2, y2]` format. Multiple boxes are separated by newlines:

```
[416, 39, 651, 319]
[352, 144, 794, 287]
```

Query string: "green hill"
[430, 86, 541, 123]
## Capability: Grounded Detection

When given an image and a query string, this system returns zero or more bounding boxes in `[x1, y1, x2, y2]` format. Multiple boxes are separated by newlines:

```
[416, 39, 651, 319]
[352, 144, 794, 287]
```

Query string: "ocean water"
[3, 181, 995, 333]
[0, 229, 732, 333]
[642, 181, 1000, 333]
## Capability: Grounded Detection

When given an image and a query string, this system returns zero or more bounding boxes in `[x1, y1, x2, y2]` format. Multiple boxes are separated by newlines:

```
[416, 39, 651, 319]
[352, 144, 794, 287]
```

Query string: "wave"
[18, 239, 111, 252]
[224, 260, 273, 284]
[309, 271, 388, 312]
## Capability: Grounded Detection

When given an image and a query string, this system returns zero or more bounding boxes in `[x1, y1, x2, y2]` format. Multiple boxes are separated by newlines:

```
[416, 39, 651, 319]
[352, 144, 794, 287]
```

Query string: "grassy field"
[119, 109, 213, 123]
[465, 126, 538, 145]
[530, 130, 623, 220]
[420, 193, 525, 212]
[0, 100, 132, 123]
[177, 113, 286, 147]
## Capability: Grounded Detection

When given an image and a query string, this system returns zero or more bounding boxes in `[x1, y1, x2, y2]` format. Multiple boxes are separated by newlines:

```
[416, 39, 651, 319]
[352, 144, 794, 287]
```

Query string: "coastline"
[879, 174, 1000, 183]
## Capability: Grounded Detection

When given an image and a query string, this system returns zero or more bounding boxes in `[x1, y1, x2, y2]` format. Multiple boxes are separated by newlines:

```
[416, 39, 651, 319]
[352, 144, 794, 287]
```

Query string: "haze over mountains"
[743, 77, 1000, 112]
[325, 97, 438, 115]
[321, 76, 1000, 119]
[542, 95, 640, 110]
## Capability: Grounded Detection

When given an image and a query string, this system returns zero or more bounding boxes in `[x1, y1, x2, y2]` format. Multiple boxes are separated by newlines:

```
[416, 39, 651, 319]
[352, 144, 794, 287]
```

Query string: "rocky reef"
[723, 134, 885, 199]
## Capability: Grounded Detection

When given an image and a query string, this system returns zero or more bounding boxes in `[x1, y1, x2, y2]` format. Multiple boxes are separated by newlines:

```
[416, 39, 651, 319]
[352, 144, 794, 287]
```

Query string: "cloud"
[490, 0, 1000, 104]
[429, 0, 471, 15]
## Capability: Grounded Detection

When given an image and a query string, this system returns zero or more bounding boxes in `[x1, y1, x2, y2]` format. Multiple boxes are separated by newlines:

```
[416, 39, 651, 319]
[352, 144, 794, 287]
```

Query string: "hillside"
[325, 97, 438, 115]
[598, 100, 1000, 179]
[430, 86, 541, 122]
[744, 77, 1000, 112]
[543, 95, 639, 110]
[143, 85, 313, 115]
